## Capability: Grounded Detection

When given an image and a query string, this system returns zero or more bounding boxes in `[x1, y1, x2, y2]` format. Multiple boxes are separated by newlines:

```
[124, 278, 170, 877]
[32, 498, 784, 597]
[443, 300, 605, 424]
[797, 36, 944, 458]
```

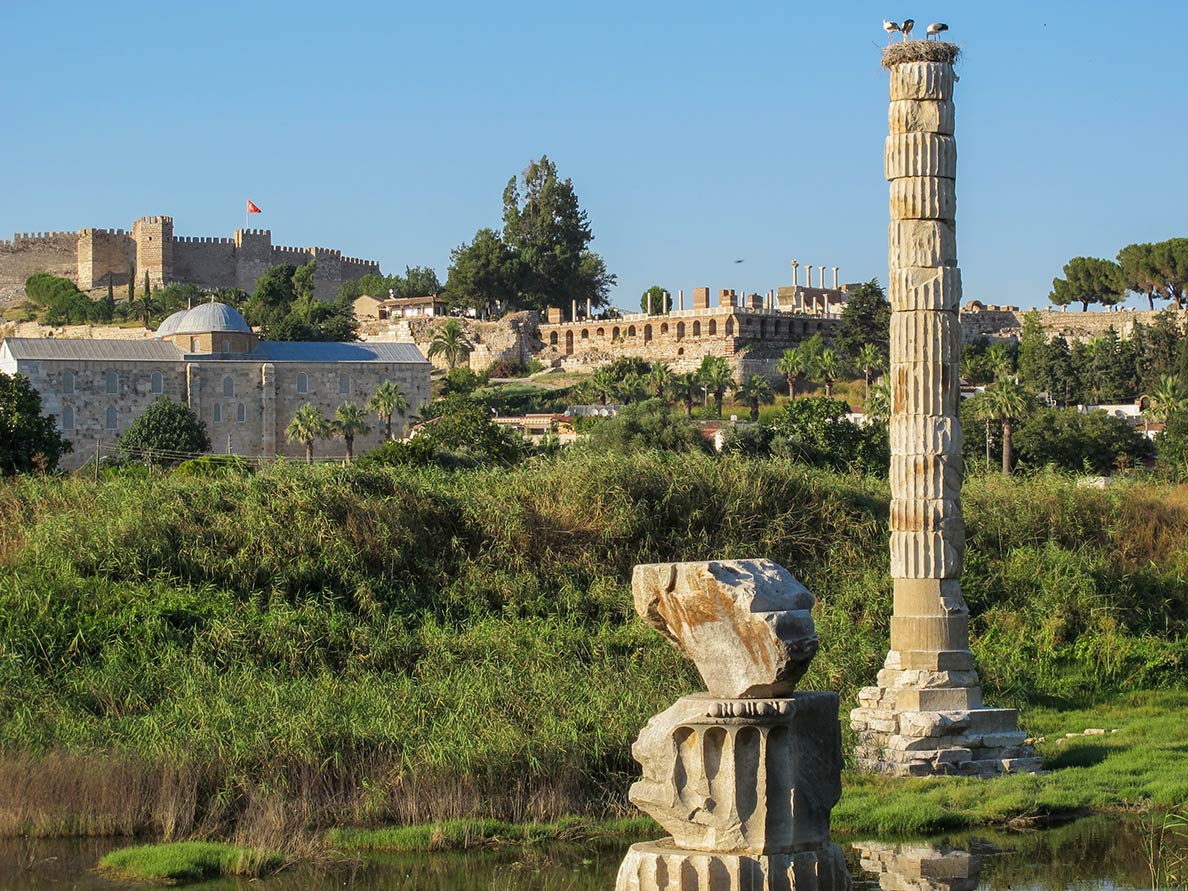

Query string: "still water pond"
[0, 816, 1169, 891]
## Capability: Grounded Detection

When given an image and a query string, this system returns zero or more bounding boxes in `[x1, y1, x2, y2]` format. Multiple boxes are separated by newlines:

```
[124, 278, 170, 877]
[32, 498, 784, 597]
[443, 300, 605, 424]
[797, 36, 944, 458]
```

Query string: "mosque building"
[0, 301, 430, 468]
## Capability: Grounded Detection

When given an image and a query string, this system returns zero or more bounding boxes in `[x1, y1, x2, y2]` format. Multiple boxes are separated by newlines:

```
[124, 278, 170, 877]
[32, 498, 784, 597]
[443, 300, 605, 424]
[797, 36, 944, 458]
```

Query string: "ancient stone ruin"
[847, 47, 1041, 777]
[616, 559, 850, 891]
[855, 840, 986, 891]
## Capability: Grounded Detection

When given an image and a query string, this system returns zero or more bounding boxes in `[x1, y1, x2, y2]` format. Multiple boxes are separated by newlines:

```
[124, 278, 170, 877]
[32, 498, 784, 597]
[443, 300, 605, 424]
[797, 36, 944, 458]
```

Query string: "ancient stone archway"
[725, 318, 735, 336]
[676, 321, 686, 340]
[628, 325, 637, 337]
[644, 324, 653, 343]
[660, 323, 669, 335]
[613, 326, 621, 341]
[597, 327, 605, 337]
[693, 321, 701, 337]
[565, 330, 574, 355]
[581, 328, 590, 339]
[550, 331, 559, 346]
[708, 320, 717, 336]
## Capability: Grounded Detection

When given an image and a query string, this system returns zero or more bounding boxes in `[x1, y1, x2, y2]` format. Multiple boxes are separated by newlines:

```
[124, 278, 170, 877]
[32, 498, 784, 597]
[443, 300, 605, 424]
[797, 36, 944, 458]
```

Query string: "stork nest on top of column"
[883, 41, 960, 68]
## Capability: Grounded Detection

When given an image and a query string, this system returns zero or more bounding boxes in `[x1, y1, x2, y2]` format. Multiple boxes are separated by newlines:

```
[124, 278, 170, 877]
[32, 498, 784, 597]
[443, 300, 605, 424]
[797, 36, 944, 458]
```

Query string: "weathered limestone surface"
[617, 840, 850, 891]
[632, 560, 819, 699]
[618, 559, 850, 890]
[629, 692, 841, 853]
[850, 49, 1040, 778]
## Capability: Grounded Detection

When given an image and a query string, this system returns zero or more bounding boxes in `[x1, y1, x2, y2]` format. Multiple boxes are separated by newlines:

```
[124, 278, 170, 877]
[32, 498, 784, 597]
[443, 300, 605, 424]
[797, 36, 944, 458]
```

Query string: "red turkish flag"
[246, 200, 262, 214]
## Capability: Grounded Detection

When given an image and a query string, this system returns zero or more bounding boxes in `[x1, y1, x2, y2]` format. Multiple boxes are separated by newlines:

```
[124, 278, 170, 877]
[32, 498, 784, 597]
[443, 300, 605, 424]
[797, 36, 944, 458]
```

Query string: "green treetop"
[1049, 257, 1126, 312]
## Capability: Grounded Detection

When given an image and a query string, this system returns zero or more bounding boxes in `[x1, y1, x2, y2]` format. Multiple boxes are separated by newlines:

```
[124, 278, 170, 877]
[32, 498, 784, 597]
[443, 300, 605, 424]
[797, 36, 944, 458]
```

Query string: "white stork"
[883, 19, 901, 42]
[926, 22, 949, 39]
[900, 19, 915, 40]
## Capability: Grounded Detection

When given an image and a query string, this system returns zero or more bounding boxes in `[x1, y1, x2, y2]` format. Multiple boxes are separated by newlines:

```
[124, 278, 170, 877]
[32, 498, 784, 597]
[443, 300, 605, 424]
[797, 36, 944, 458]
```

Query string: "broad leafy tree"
[445, 228, 520, 319]
[586, 398, 708, 454]
[502, 155, 615, 311]
[640, 285, 671, 315]
[1049, 257, 1126, 312]
[0, 372, 72, 475]
[1013, 407, 1150, 474]
[119, 398, 210, 466]
[286, 404, 333, 463]
[833, 279, 890, 362]
[768, 396, 888, 475]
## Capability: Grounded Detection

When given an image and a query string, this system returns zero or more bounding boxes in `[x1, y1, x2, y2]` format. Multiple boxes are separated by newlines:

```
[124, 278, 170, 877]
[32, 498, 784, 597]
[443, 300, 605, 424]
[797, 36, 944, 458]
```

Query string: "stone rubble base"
[616, 840, 851, 891]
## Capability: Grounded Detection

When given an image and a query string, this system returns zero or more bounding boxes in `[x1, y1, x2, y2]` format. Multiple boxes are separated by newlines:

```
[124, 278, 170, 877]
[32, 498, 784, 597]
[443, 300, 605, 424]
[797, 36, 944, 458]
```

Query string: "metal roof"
[255, 341, 428, 363]
[2, 338, 427, 365]
[155, 310, 189, 338]
[2, 338, 184, 362]
[174, 302, 252, 334]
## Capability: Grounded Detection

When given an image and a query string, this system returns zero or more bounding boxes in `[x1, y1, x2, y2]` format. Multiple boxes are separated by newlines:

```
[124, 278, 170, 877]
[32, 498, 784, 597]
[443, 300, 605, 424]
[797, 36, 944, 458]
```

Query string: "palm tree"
[967, 391, 996, 468]
[856, 344, 884, 405]
[366, 380, 409, 440]
[648, 363, 675, 400]
[427, 319, 474, 369]
[816, 349, 841, 399]
[983, 380, 1030, 474]
[334, 402, 371, 462]
[1143, 375, 1188, 427]
[866, 376, 891, 423]
[734, 374, 775, 422]
[590, 368, 618, 406]
[986, 342, 1014, 383]
[673, 372, 701, 417]
[699, 356, 735, 418]
[777, 348, 810, 398]
[286, 404, 333, 464]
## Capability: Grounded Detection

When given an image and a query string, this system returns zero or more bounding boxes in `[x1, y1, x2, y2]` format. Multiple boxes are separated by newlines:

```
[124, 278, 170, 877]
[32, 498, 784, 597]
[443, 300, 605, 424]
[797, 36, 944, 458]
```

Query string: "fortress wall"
[132, 217, 174, 287]
[0, 232, 79, 288]
[233, 229, 275, 294]
[78, 229, 135, 289]
[172, 237, 238, 289]
[960, 307, 1188, 344]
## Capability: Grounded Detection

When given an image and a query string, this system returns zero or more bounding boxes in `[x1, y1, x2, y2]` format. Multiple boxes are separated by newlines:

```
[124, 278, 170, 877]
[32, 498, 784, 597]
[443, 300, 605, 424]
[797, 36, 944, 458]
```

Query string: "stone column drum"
[848, 49, 1041, 777]
[616, 560, 851, 891]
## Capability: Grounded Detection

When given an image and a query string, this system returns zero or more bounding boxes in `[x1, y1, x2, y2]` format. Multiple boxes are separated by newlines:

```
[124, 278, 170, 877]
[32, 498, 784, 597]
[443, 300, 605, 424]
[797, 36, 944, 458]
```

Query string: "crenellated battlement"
[10, 231, 78, 242]
[2, 214, 382, 298]
[173, 235, 234, 245]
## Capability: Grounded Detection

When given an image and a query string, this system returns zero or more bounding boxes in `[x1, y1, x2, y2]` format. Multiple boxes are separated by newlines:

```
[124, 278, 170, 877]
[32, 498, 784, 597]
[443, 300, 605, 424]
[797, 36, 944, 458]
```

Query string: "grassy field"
[97, 840, 282, 883]
[0, 454, 1185, 851]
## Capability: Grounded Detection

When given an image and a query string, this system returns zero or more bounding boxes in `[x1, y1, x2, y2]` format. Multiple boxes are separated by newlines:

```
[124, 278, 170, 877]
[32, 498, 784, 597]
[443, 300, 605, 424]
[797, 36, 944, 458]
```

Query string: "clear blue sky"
[3, 1, 1185, 312]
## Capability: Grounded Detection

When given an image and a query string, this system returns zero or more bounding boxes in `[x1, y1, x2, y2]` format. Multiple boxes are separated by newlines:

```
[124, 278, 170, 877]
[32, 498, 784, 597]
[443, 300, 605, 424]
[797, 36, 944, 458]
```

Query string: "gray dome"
[174, 302, 252, 335]
[155, 309, 189, 339]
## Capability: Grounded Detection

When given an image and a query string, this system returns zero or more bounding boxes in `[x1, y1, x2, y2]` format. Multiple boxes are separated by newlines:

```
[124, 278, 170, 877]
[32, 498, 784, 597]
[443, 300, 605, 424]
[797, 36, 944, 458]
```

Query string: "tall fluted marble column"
[849, 45, 1041, 778]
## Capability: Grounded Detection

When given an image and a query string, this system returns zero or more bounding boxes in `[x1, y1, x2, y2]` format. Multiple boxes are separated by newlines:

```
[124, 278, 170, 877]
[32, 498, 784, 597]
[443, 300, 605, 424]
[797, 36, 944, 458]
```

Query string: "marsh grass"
[1, 456, 1186, 848]
[97, 841, 282, 883]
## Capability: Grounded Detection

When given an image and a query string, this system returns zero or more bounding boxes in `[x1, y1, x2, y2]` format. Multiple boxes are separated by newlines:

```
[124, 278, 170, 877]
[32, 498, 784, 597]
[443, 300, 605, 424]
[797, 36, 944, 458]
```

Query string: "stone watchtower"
[849, 42, 1041, 777]
[132, 216, 174, 288]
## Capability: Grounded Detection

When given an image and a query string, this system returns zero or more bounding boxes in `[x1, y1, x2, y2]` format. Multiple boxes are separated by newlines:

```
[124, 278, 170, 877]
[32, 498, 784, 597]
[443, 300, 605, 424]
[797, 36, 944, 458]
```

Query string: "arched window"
[339, 374, 351, 395]
[643, 324, 653, 344]
[580, 329, 589, 340]
[596, 327, 605, 337]
[105, 371, 118, 394]
[221, 338, 231, 353]
[549, 332, 558, 346]
[296, 373, 308, 395]
[213, 403, 222, 423]
[223, 375, 235, 398]
[191, 337, 200, 352]
[62, 405, 74, 431]
[692, 321, 701, 337]
[237, 402, 247, 423]
[105, 406, 117, 430]
[627, 325, 636, 337]
[151, 371, 164, 394]
[725, 318, 735, 336]
[63, 371, 75, 395]
[708, 320, 717, 336]
[676, 322, 686, 340]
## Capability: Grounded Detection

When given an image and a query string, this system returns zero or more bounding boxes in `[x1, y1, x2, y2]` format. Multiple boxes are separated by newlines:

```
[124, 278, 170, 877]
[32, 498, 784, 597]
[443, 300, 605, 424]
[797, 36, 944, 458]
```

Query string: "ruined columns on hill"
[848, 52, 1041, 777]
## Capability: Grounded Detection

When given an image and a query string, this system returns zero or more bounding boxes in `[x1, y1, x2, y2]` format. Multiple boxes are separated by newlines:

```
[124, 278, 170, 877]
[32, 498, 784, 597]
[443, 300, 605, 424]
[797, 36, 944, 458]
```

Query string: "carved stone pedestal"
[616, 560, 851, 891]
[617, 840, 850, 891]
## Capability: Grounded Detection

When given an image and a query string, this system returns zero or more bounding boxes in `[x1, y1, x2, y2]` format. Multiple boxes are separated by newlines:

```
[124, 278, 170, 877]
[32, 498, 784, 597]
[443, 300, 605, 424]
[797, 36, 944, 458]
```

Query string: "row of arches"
[546, 316, 827, 355]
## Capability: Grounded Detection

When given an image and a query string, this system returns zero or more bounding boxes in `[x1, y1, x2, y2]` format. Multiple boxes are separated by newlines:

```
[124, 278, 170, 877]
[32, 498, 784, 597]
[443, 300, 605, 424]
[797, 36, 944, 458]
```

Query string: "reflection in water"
[0, 816, 1168, 891]
[853, 840, 985, 891]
